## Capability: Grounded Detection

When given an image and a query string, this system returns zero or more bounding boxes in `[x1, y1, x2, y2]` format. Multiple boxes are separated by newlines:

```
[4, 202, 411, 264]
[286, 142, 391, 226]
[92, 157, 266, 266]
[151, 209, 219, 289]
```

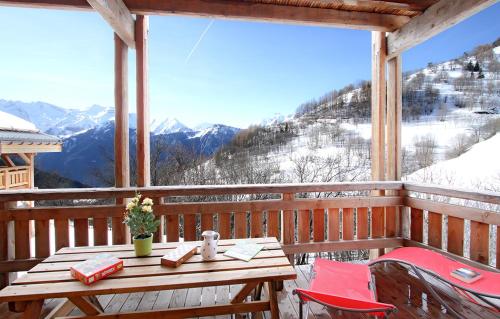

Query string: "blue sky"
[0, 4, 499, 128]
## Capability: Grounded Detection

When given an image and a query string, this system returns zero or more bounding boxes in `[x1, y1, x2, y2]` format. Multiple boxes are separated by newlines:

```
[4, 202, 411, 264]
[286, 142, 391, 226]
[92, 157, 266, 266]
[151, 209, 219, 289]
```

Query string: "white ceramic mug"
[200, 230, 220, 261]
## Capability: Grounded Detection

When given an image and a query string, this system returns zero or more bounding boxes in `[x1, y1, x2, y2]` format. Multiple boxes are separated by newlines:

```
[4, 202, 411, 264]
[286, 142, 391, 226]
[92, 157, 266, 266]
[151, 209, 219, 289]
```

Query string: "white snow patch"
[0, 111, 38, 132]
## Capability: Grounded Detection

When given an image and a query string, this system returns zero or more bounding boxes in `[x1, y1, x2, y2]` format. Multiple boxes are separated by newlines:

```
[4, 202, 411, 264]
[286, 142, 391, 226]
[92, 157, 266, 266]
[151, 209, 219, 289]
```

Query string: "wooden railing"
[0, 166, 30, 190]
[402, 182, 500, 270]
[0, 181, 498, 288]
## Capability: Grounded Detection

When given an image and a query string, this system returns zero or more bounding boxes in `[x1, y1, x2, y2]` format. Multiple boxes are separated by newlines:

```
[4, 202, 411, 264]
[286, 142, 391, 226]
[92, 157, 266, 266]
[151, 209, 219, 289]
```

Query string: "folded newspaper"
[224, 241, 264, 261]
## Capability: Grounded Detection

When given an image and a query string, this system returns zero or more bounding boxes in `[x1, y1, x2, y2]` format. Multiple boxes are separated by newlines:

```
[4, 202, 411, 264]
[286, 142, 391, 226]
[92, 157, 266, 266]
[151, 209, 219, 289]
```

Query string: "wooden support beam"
[114, 33, 130, 189]
[86, 0, 135, 48]
[0, 0, 410, 31]
[387, 0, 497, 58]
[386, 56, 402, 181]
[371, 31, 387, 183]
[1, 155, 15, 167]
[135, 15, 150, 187]
[17, 153, 31, 165]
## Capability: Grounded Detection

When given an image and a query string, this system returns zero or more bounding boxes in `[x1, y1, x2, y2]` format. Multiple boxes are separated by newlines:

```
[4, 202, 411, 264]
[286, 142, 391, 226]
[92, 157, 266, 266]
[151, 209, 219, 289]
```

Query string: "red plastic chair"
[293, 258, 396, 318]
[369, 247, 500, 317]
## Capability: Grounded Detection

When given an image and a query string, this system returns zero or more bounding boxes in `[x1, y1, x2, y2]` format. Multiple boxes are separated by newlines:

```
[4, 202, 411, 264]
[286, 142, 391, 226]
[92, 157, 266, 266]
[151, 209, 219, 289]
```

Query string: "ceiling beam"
[0, 0, 410, 31]
[86, 0, 135, 48]
[387, 0, 497, 58]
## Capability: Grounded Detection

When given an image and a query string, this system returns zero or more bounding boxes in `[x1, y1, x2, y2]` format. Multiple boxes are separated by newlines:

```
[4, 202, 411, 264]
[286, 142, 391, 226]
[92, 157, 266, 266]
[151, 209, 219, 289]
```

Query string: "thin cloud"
[185, 19, 214, 64]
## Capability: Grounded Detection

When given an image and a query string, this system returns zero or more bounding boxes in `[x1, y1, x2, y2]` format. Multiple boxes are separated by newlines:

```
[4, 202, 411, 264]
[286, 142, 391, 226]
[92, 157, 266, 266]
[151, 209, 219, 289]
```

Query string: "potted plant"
[123, 193, 160, 256]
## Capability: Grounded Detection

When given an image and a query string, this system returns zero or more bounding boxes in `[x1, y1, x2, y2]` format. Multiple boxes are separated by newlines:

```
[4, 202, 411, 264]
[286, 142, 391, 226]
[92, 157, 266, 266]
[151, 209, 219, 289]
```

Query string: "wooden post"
[113, 33, 130, 245]
[371, 31, 387, 184]
[386, 56, 402, 237]
[135, 15, 150, 187]
[371, 31, 387, 258]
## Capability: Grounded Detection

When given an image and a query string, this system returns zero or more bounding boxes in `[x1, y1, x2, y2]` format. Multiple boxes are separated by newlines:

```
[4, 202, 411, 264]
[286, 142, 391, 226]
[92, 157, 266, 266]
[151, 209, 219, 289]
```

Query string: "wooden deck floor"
[1, 263, 498, 319]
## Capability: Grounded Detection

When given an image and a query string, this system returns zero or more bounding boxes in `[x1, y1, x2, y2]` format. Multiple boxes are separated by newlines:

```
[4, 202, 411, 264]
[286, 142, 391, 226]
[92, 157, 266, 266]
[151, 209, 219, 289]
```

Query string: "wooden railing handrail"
[0, 181, 404, 201]
[404, 182, 500, 205]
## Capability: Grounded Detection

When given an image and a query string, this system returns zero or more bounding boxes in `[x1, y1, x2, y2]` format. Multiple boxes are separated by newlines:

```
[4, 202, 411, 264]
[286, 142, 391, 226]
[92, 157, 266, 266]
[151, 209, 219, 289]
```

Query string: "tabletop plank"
[0, 266, 296, 302]
[56, 238, 279, 255]
[43, 242, 282, 263]
[15, 256, 292, 285]
[29, 250, 286, 273]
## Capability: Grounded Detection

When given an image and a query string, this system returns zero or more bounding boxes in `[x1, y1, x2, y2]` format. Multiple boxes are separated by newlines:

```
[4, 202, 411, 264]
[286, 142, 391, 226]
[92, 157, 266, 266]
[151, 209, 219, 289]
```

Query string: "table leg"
[68, 296, 103, 316]
[23, 300, 44, 319]
[267, 281, 279, 319]
[231, 282, 259, 304]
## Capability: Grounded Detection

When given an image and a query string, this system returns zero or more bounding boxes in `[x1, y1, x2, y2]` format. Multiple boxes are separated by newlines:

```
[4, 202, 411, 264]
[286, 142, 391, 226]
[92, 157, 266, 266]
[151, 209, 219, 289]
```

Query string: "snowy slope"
[406, 133, 500, 191]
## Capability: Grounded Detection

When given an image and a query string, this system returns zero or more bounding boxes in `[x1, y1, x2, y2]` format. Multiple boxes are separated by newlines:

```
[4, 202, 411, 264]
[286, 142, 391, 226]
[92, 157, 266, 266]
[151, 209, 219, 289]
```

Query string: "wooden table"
[0, 237, 296, 319]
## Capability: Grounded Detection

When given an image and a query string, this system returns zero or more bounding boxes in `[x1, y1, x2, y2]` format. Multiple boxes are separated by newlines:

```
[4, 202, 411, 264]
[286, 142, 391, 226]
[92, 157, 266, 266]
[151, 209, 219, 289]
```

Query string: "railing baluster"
[470, 221, 489, 265]
[312, 209, 325, 242]
[34, 219, 50, 258]
[385, 206, 397, 237]
[427, 211, 442, 249]
[54, 218, 69, 250]
[250, 211, 263, 238]
[218, 212, 231, 239]
[342, 208, 354, 240]
[166, 214, 179, 242]
[201, 213, 214, 233]
[447, 216, 464, 256]
[93, 217, 108, 246]
[371, 207, 385, 238]
[153, 197, 164, 243]
[267, 210, 279, 240]
[281, 193, 295, 262]
[234, 211, 247, 239]
[297, 209, 310, 243]
[15, 220, 30, 259]
[327, 208, 340, 241]
[410, 208, 423, 243]
[74, 218, 89, 247]
[497, 226, 500, 269]
[356, 207, 368, 239]
[0, 202, 9, 288]
[183, 214, 196, 241]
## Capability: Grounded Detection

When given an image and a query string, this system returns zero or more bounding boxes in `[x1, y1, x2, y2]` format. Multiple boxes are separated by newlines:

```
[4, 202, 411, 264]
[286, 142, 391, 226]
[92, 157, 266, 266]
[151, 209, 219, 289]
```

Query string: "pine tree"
[478, 70, 485, 79]
[473, 61, 480, 72]
[466, 61, 474, 72]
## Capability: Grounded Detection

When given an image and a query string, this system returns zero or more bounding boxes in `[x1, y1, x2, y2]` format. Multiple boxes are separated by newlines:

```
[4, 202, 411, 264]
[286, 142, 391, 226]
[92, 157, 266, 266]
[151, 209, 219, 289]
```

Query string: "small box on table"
[70, 253, 123, 285]
[161, 244, 198, 267]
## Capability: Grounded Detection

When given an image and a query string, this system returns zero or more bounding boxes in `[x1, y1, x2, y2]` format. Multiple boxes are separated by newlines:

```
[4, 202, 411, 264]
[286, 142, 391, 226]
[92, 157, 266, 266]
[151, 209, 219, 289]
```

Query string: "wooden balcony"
[0, 166, 30, 190]
[0, 181, 498, 318]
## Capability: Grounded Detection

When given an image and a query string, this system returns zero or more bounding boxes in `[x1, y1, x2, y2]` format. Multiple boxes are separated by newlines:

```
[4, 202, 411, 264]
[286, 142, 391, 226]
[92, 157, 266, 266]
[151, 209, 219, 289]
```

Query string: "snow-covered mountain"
[151, 118, 192, 135]
[0, 99, 197, 137]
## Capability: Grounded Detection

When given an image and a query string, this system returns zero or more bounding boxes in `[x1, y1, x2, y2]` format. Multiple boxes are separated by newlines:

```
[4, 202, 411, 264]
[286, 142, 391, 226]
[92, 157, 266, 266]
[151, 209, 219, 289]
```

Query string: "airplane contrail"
[185, 19, 215, 64]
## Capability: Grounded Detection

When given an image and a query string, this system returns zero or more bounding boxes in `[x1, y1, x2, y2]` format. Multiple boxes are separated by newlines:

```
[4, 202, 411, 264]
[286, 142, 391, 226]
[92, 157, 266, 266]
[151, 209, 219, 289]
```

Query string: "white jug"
[200, 230, 220, 261]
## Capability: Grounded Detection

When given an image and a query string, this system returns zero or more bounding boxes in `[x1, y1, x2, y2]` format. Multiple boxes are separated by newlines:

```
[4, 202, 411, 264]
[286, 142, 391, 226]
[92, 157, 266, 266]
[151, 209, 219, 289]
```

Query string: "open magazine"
[224, 241, 264, 262]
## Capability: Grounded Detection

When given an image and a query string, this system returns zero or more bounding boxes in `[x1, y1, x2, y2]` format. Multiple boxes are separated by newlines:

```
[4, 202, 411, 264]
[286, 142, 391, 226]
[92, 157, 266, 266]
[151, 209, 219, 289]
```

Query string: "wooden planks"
[74, 219, 89, 247]
[327, 208, 340, 241]
[371, 207, 385, 238]
[34, 219, 50, 258]
[218, 212, 231, 239]
[447, 216, 464, 256]
[55, 218, 69, 250]
[386, 55, 402, 182]
[267, 210, 279, 239]
[410, 208, 423, 243]
[166, 214, 179, 242]
[342, 208, 354, 240]
[385, 206, 397, 237]
[312, 208, 324, 242]
[427, 211, 442, 249]
[250, 211, 263, 238]
[183, 214, 196, 241]
[234, 212, 247, 239]
[297, 209, 310, 243]
[469, 221, 489, 265]
[93, 218, 108, 246]
[14, 220, 30, 259]
[357, 207, 368, 239]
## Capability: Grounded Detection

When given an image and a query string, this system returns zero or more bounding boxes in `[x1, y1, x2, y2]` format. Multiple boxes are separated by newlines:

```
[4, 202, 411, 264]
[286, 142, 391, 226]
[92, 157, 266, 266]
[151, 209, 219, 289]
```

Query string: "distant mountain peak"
[151, 117, 192, 135]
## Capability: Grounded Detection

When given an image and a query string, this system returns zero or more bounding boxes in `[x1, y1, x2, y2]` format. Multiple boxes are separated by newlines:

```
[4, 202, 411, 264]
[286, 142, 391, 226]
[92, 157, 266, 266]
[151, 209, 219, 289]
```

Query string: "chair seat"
[293, 259, 395, 317]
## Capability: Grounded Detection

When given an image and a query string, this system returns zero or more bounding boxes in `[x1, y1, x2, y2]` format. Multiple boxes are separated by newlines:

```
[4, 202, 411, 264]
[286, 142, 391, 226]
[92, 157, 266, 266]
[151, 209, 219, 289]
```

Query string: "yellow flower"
[141, 205, 153, 213]
[126, 202, 136, 211]
[142, 197, 153, 206]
